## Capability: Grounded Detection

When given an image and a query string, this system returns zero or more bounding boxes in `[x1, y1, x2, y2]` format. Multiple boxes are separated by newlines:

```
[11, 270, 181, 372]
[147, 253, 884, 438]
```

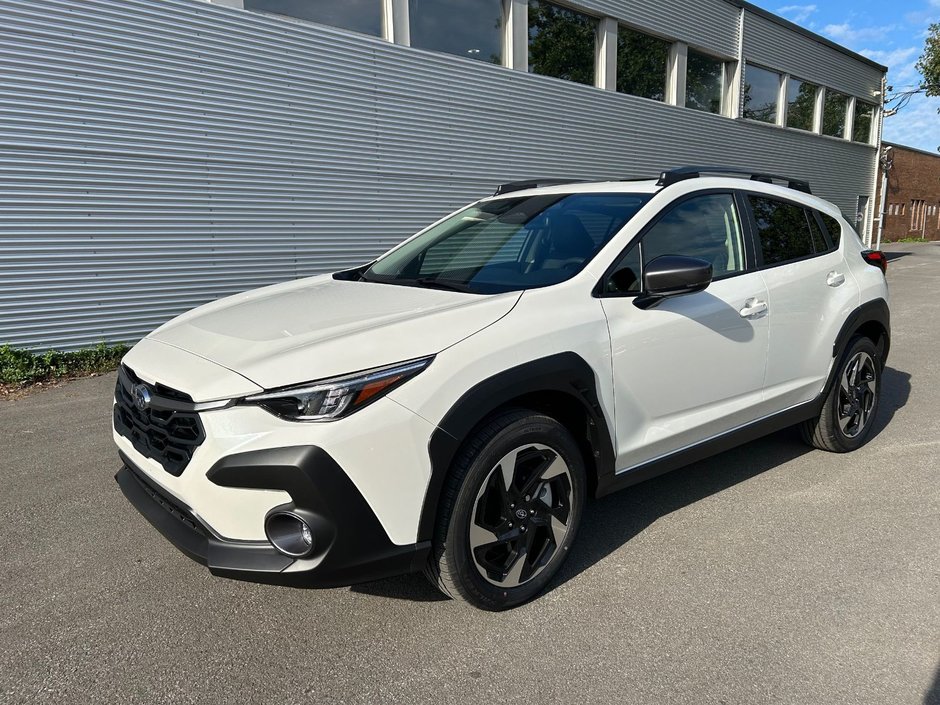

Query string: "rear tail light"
[861, 250, 887, 274]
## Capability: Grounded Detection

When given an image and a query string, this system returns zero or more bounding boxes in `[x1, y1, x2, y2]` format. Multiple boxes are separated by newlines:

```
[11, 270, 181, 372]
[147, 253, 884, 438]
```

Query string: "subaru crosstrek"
[113, 167, 890, 610]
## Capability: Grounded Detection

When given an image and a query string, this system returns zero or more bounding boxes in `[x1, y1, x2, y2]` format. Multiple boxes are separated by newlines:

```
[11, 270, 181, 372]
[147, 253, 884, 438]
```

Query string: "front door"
[599, 192, 772, 471]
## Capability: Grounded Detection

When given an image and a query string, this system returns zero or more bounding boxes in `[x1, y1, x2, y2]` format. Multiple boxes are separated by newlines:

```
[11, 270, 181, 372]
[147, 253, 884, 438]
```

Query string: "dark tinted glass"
[785, 78, 817, 131]
[743, 65, 780, 123]
[823, 90, 848, 138]
[853, 102, 874, 143]
[367, 193, 650, 294]
[528, 1, 597, 86]
[617, 26, 669, 101]
[686, 50, 724, 114]
[409, 0, 503, 64]
[641, 193, 745, 276]
[820, 212, 842, 247]
[806, 211, 828, 251]
[244, 0, 382, 36]
[750, 196, 815, 265]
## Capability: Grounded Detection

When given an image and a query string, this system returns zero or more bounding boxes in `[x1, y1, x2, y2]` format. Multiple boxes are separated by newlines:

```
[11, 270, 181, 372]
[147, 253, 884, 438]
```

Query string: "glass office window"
[616, 25, 669, 101]
[409, 0, 503, 64]
[853, 102, 875, 143]
[822, 90, 848, 138]
[528, 0, 597, 86]
[244, 0, 382, 36]
[686, 49, 724, 114]
[785, 78, 817, 131]
[742, 64, 780, 123]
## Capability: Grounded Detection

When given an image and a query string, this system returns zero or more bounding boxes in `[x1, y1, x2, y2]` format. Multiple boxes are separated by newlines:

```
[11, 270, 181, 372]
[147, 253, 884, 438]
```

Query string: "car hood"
[148, 274, 521, 391]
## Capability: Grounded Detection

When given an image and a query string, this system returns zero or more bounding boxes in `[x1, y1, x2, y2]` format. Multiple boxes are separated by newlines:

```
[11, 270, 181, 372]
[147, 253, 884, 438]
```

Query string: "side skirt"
[595, 397, 823, 497]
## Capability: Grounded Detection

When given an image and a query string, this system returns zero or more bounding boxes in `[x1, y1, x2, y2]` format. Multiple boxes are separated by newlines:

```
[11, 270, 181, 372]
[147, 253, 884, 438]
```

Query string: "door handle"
[739, 298, 768, 318]
[827, 271, 845, 287]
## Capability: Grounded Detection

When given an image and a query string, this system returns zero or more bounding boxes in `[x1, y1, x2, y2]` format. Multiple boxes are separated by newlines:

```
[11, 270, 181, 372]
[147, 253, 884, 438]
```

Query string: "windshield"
[364, 192, 651, 294]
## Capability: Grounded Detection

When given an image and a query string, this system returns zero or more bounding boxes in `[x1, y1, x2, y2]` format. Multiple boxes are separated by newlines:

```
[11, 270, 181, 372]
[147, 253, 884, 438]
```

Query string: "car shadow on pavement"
[353, 366, 911, 604]
[926, 663, 940, 705]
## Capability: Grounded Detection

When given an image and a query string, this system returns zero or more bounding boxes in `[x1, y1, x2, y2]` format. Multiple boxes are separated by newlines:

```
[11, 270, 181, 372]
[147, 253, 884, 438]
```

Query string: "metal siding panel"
[0, 0, 876, 350]
[575, 0, 740, 57]
[742, 11, 883, 98]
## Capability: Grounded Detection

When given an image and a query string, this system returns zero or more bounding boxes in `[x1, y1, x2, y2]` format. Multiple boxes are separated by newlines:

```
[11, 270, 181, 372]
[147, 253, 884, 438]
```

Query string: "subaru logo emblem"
[133, 384, 152, 411]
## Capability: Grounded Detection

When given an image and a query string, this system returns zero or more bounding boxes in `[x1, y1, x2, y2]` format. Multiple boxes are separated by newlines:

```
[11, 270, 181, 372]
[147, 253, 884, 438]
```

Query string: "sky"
[748, 0, 940, 151]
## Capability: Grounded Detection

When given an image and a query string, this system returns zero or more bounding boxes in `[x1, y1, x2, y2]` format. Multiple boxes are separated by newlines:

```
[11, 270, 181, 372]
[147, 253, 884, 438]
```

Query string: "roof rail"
[656, 166, 812, 194]
[493, 179, 585, 196]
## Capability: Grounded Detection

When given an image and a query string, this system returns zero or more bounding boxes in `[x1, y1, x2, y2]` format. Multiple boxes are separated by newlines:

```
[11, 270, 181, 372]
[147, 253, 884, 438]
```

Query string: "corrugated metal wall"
[0, 0, 880, 350]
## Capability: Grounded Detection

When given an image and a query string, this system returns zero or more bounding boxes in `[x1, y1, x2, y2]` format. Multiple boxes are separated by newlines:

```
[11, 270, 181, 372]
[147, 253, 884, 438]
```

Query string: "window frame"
[594, 189, 756, 298]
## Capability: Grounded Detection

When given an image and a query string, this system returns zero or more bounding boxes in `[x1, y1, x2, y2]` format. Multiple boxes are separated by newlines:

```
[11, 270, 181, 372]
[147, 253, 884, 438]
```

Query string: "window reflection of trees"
[617, 27, 669, 101]
[750, 197, 815, 265]
[528, 0, 597, 86]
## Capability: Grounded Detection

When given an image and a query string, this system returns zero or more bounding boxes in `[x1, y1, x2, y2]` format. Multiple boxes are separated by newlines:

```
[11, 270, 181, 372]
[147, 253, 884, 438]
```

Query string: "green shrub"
[0, 342, 129, 385]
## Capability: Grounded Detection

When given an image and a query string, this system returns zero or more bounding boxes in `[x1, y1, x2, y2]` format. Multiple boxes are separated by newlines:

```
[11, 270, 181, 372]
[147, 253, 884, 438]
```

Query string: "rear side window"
[749, 196, 815, 266]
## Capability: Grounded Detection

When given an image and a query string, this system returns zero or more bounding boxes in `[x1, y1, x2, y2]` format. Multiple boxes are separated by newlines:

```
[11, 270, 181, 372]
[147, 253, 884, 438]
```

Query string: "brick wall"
[875, 142, 940, 242]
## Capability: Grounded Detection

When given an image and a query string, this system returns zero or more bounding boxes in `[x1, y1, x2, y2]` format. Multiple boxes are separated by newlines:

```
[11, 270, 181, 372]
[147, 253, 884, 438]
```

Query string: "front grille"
[113, 366, 205, 476]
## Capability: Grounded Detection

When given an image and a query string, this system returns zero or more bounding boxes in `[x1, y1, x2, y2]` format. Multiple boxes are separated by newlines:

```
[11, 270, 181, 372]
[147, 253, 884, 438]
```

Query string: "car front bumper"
[116, 447, 430, 587]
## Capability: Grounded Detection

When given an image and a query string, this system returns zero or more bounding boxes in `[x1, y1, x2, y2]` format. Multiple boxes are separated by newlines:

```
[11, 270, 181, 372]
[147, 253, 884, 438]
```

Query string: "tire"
[425, 409, 586, 610]
[800, 336, 882, 452]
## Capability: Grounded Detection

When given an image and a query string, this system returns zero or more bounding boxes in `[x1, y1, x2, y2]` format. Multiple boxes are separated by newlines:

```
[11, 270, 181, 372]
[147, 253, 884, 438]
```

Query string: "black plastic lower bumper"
[116, 447, 430, 587]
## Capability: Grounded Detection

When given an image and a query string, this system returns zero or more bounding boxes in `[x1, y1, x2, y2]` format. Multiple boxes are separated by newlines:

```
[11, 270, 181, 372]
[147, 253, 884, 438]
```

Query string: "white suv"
[113, 167, 890, 610]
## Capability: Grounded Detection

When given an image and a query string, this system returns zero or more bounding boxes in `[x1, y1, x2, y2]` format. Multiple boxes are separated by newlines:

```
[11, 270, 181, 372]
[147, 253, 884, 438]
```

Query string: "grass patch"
[0, 342, 129, 386]
[886, 236, 933, 243]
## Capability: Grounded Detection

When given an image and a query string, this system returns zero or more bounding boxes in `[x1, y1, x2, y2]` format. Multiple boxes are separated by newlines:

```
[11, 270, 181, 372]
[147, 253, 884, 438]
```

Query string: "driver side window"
[605, 192, 745, 294]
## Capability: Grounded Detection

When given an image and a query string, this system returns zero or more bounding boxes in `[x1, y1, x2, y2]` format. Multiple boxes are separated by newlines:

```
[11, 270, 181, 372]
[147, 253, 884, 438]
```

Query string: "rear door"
[743, 192, 860, 410]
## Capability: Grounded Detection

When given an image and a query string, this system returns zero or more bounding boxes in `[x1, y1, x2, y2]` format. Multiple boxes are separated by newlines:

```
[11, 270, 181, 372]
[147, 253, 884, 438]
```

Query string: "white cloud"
[777, 4, 817, 24]
[861, 46, 921, 86]
[883, 93, 940, 152]
[824, 22, 898, 44]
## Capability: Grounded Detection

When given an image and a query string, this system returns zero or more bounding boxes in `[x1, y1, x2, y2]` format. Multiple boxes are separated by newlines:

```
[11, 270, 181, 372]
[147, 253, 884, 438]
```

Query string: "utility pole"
[875, 145, 893, 250]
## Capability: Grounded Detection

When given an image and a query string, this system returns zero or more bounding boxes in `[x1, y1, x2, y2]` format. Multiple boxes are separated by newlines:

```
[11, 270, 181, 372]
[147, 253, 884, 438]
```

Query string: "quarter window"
[409, 0, 503, 64]
[617, 26, 669, 101]
[528, 1, 597, 86]
[743, 64, 781, 123]
[785, 78, 817, 131]
[686, 50, 725, 114]
[749, 196, 815, 265]
[243, 0, 382, 36]
[820, 213, 842, 247]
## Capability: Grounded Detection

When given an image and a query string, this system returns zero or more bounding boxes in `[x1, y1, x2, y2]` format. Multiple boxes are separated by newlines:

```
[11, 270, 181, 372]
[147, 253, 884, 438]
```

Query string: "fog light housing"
[265, 512, 315, 558]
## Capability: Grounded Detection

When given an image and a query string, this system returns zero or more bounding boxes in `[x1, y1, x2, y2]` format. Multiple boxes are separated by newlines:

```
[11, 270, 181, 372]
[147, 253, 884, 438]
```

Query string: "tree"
[915, 23, 940, 97]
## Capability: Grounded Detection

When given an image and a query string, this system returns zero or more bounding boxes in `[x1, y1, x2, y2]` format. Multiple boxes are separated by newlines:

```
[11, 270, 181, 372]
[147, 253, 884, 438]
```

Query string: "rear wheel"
[426, 410, 586, 610]
[801, 336, 881, 452]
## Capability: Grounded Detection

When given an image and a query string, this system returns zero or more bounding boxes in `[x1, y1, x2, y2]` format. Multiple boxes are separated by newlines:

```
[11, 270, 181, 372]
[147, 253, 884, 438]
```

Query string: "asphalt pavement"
[1, 243, 938, 705]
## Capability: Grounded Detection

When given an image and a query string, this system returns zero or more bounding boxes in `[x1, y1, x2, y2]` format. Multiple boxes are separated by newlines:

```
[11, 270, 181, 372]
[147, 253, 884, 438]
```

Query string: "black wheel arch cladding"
[418, 352, 615, 544]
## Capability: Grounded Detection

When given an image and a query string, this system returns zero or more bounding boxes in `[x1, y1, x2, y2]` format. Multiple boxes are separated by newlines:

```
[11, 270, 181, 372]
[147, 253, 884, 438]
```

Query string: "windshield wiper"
[413, 277, 477, 293]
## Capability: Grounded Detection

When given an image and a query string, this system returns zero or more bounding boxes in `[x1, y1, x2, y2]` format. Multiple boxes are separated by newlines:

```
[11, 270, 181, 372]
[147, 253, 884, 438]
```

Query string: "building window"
[243, 0, 382, 36]
[822, 90, 848, 138]
[616, 25, 669, 101]
[409, 0, 503, 64]
[785, 78, 817, 131]
[742, 64, 781, 123]
[853, 102, 875, 143]
[911, 199, 926, 231]
[686, 49, 725, 114]
[528, 1, 597, 86]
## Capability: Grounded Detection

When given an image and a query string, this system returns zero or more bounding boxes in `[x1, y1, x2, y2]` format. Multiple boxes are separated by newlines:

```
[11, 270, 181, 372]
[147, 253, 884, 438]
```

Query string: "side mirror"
[635, 255, 712, 309]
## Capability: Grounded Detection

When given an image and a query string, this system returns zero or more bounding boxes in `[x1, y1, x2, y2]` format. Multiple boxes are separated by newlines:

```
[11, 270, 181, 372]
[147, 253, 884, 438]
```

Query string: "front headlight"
[241, 357, 433, 422]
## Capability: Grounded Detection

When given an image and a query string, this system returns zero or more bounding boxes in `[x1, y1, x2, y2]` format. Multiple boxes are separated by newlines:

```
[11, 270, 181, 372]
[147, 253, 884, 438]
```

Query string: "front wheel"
[426, 410, 586, 610]
[801, 336, 882, 452]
